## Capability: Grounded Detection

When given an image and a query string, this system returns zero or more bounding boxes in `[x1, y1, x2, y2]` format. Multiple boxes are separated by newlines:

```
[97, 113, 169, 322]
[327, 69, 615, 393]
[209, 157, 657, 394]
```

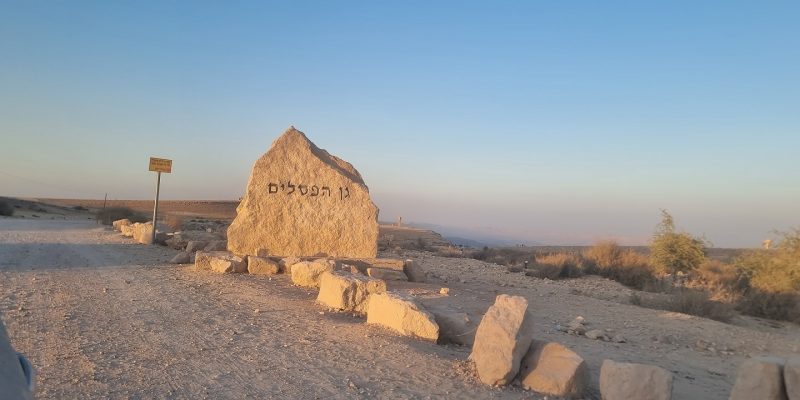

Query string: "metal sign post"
[148, 157, 172, 244]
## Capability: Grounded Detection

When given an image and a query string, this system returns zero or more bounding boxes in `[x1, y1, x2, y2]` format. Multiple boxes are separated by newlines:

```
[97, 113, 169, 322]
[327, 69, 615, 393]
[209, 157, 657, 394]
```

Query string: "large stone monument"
[227, 127, 379, 258]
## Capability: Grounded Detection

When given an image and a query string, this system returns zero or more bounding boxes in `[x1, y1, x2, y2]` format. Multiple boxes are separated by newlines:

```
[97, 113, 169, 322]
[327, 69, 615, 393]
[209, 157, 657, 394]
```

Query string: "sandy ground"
[1, 217, 799, 399]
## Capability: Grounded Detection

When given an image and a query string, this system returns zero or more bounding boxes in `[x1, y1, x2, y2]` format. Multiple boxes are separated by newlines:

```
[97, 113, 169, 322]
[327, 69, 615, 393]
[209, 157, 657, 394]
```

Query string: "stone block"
[729, 356, 787, 400]
[366, 292, 438, 341]
[518, 340, 588, 398]
[599, 360, 673, 400]
[317, 271, 386, 313]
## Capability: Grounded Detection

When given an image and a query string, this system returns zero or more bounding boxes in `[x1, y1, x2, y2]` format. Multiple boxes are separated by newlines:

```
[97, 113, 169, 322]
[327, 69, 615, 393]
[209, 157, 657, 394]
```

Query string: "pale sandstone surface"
[247, 256, 280, 275]
[290, 260, 334, 288]
[227, 127, 379, 258]
[366, 267, 408, 281]
[599, 359, 673, 400]
[317, 271, 386, 313]
[469, 294, 535, 386]
[366, 292, 439, 341]
[729, 356, 787, 400]
[518, 340, 588, 398]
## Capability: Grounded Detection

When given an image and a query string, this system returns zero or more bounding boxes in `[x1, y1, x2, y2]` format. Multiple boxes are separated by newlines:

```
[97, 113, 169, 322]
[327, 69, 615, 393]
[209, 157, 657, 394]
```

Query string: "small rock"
[612, 334, 626, 343]
[440, 288, 450, 295]
[585, 329, 603, 340]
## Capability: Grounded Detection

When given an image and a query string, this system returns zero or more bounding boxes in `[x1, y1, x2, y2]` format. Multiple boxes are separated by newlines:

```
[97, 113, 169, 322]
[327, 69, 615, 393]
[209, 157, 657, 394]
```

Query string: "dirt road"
[2, 218, 799, 399]
[0, 219, 511, 399]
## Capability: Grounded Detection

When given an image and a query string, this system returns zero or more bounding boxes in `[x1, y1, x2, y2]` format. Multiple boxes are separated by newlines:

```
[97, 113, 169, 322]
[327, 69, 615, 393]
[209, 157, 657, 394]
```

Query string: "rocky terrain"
[2, 206, 799, 398]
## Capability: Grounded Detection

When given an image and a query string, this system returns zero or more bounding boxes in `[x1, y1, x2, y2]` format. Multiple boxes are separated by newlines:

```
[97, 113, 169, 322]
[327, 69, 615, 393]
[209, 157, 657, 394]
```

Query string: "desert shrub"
[587, 248, 660, 291]
[667, 289, 735, 322]
[650, 210, 707, 274]
[529, 253, 585, 279]
[471, 247, 535, 267]
[435, 246, 466, 258]
[584, 240, 622, 271]
[736, 229, 800, 294]
[96, 207, 148, 226]
[737, 291, 800, 323]
[72, 205, 89, 211]
[0, 199, 13, 216]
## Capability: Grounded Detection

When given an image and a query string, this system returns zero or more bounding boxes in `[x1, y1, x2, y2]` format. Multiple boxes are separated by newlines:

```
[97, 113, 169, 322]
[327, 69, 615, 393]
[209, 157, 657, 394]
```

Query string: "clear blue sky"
[1, 1, 798, 247]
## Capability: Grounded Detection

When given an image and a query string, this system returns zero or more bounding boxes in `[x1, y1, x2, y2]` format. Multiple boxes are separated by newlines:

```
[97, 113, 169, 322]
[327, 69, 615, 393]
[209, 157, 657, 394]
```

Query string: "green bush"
[736, 229, 800, 294]
[0, 199, 13, 216]
[650, 210, 707, 274]
[95, 207, 148, 226]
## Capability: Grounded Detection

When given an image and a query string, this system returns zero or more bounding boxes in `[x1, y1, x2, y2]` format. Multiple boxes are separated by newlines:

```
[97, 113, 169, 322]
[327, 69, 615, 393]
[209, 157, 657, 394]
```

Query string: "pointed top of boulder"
[270, 126, 365, 187]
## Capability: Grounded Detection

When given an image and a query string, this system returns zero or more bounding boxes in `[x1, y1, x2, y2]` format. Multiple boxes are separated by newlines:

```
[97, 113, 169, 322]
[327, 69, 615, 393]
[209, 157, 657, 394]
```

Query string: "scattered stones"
[599, 360, 673, 400]
[612, 334, 627, 343]
[164, 236, 187, 251]
[470, 295, 535, 386]
[317, 271, 386, 313]
[291, 260, 335, 288]
[169, 252, 192, 264]
[247, 256, 280, 275]
[585, 329, 604, 340]
[403, 259, 427, 282]
[366, 268, 408, 281]
[195, 251, 247, 274]
[729, 356, 787, 400]
[366, 292, 439, 341]
[226, 127, 379, 258]
[518, 340, 589, 398]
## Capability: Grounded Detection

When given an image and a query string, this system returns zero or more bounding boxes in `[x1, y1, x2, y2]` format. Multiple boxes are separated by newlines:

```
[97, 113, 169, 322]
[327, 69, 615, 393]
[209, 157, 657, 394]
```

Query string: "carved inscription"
[266, 180, 349, 199]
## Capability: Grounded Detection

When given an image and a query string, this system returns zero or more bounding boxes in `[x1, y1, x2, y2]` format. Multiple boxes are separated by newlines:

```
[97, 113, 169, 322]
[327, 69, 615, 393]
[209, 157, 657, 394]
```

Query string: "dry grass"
[529, 253, 585, 279]
[584, 243, 662, 291]
[632, 289, 735, 323]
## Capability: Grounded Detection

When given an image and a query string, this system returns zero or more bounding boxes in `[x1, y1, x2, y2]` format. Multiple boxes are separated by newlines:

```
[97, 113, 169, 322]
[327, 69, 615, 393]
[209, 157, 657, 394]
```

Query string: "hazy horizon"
[2, 2, 798, 248]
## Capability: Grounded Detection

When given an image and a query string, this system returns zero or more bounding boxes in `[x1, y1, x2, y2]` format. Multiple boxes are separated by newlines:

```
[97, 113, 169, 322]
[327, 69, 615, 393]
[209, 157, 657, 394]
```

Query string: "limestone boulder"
[112, 219, 131, 231]
[367, 268, 408, 281]
[470, 295, 535, 386]
[404, 259, 427, 283]
[120, 224, 134, 237]
[366, 292, 439, 341]
[195, 251, 247, 274]
[599, 360, 673, 400]
[170, 252, 192, 264]
[226, 127, 379, 258]
[317, 271, 386, 313]
[518, 340, 588, 398]
[338, 258, 405, 275]
[132, 223, 154, 245]
[291, 260, 335, 287]
[248, 256, 280, 275]
[729, 356, 787, 400]
[785, 357, 800, 400]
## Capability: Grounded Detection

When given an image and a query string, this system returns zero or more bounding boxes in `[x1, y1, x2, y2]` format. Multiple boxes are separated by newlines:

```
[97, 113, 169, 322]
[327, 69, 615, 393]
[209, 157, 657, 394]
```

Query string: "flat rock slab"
[730, 356, 787, 400]
[195, 251, 247, 274]
[403, 259, 427, 282]
[247, 256, 280, 275]
[170, 251, 192, 264]
[428, 307, 476, 346]
[599, 360, 673, 400]
[227, 127, 379, 258]
[518, 340, 588, 398]
[291, 260, 335, 287]
[317, 271, 386, 313]
[204, 240, 227, 251]
[470, 294, 535, 386]
[366, 292, 439, 341]
[337, 258, 405, 274]
[367, 267, 408, 281]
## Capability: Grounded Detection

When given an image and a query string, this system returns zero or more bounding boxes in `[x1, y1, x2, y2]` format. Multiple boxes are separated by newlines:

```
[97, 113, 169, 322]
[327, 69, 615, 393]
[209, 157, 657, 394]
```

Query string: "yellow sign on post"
[149, 157, 173, 173]
[148, 157, 172, 244]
